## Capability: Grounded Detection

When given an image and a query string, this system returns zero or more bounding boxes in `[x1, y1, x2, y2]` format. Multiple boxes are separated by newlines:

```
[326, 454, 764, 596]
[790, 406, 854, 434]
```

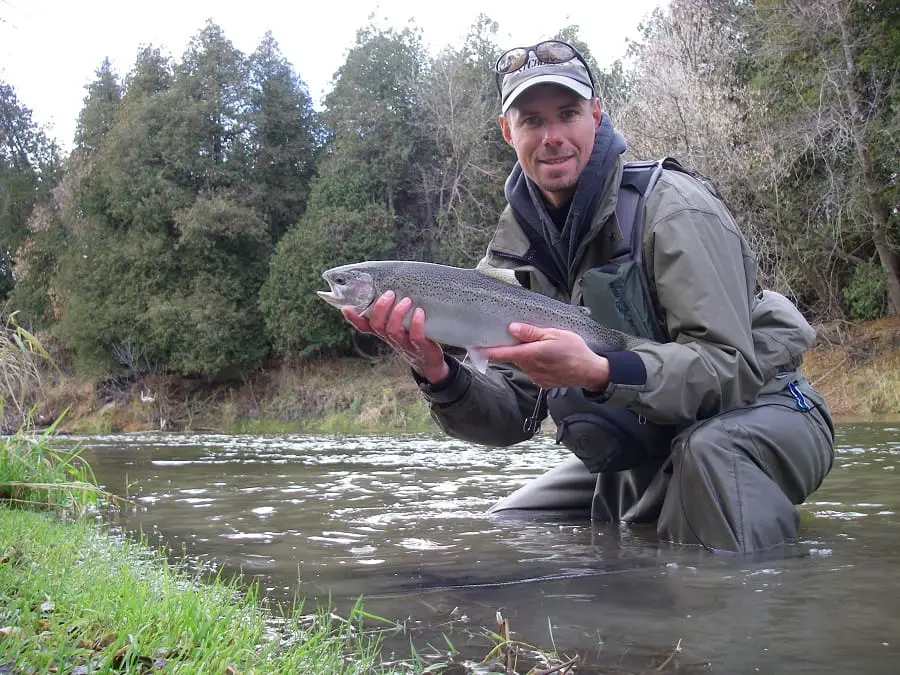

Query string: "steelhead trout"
[317, 260, 649, 372]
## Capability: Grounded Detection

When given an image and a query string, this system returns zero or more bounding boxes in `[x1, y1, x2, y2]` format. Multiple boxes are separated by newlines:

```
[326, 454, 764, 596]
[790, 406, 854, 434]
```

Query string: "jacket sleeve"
[601, 173, 768, 424]
[415, 356, 544, 447]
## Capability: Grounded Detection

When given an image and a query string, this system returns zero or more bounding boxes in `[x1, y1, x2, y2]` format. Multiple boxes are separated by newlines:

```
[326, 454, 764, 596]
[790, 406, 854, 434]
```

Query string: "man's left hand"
[482, 323, 610, 391]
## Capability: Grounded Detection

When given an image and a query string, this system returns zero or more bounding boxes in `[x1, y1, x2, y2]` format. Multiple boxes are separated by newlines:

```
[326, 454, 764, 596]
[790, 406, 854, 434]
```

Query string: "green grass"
[229, 404, 435, 436]
[0, 428, 411, 674]
[0, 509, 398, 673]
[0, 415, 111, 516]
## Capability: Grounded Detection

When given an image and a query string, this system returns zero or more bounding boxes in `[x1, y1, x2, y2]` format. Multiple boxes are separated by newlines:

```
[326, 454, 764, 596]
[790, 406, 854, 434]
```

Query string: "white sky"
[0, 0, 666, 151]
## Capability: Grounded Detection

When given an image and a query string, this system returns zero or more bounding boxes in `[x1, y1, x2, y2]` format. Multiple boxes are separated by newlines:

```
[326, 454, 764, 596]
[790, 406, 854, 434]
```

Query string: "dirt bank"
[32, 318, 900, 434]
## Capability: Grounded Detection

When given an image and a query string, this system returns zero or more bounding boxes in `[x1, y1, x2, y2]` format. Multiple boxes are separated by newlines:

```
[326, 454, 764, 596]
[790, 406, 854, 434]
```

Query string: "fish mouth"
[316, 290, 344, 308]
[316, 288, 375, 315]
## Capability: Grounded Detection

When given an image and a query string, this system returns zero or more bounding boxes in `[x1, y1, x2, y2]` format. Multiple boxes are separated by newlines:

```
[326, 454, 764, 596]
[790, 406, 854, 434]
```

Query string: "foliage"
[619, 0, 754, 196]
[843, 261, 888, 321]
[74, 58, 123, 154]
[260, 204, 395, 356]
[0, 81, 61, 303]
[0, 419, 107, 515]
[321, 22, 434, 259]
[747, 0, 900, 314]
[11, 22, 317, 376]
[0, 251, 11, 302]
[417, 16, 514, 266]
[247, 32, 321, 241]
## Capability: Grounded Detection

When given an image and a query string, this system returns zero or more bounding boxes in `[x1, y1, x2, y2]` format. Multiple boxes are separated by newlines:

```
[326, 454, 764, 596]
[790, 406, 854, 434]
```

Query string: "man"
[343, 40, 834, 554]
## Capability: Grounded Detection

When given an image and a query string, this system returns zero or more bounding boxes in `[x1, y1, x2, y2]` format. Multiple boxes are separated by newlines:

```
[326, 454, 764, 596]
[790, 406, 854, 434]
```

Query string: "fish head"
[317, 264, 378, 315]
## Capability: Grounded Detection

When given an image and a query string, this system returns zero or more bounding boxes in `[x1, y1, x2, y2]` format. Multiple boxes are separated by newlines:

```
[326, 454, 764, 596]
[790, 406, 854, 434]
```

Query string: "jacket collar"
[485, 154, 625, 299]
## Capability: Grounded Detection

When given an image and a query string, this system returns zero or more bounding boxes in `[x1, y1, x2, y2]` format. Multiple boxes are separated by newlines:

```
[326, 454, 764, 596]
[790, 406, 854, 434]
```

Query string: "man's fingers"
[407, 308, 428, 343]
[344, 295, 442, 375]
[341, 307, 372, 334]
[385, 296, 413, 339]
[367, 291, 397, 331]
[508, 322, 554, 342]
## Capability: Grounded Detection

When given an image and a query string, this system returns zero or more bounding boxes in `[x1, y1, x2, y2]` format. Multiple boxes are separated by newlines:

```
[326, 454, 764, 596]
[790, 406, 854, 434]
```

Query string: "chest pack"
[581, 157, 703, 342]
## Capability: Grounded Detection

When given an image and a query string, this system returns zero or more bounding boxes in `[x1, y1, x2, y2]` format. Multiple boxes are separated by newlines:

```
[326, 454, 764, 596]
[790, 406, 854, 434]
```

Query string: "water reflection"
[61, 424, 899, 674]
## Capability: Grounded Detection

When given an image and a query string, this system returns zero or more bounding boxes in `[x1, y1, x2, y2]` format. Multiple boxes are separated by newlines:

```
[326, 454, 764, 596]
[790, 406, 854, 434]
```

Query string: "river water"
[62, 423, 898, 674]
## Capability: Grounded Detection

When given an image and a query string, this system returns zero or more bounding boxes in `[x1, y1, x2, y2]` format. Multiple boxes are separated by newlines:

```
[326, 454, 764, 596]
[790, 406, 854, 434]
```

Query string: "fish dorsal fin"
[474, 265, 521, 286]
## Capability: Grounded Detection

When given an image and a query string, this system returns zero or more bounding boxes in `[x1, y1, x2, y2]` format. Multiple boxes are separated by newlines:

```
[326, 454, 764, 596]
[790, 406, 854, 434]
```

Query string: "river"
[63, 423, 898, 674]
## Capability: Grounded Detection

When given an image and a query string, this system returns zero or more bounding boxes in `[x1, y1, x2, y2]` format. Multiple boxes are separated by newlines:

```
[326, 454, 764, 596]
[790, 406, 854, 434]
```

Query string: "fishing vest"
[548, 158, 717, 473]
[580, 157, 708, 342]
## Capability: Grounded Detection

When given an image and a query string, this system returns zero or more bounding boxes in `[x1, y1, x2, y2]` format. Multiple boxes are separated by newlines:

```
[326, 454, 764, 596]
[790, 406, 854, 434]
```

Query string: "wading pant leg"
[656, 396, 834, 553]
[488, 456, 597, 515]
[488, 454, 669, 519]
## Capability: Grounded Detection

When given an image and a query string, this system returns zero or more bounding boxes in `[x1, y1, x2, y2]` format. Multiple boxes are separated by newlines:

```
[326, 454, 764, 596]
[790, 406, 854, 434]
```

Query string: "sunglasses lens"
[535, 41, 576, 64]
[496, 48, 527, 74]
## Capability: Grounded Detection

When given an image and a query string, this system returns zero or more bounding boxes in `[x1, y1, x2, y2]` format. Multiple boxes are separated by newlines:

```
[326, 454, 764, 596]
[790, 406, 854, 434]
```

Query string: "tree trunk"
[874, 231, 900, 316]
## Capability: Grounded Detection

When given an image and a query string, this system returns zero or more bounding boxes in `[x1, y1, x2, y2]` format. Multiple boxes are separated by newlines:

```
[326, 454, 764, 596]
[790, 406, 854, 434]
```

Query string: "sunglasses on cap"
[493, 40, 596, 95]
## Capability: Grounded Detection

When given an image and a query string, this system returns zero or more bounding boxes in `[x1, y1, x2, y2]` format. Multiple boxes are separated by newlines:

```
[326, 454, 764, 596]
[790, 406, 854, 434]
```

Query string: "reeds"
[1, 312, 51, 433]
[0, 414, 116, 517]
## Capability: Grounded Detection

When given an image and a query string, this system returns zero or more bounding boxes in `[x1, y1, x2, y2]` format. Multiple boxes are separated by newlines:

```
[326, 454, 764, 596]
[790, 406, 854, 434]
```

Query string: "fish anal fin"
[466, 347, 489, 374]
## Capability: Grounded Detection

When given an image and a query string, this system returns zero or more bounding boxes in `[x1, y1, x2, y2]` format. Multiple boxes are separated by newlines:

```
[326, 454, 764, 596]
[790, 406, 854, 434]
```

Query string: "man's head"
[495, 41, 602, 207]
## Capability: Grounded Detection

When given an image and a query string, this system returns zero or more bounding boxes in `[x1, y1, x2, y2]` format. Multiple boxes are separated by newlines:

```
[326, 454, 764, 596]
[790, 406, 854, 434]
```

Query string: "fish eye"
[334, 274, 346, 285]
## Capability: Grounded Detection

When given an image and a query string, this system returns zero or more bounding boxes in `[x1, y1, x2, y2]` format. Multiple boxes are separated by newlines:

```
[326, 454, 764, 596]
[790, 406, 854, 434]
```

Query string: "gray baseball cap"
[500, 57, 594, 113]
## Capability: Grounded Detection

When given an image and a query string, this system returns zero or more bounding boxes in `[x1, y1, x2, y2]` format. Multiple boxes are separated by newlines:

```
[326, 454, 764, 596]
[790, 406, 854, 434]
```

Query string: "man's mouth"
[540, 156, 573, 165]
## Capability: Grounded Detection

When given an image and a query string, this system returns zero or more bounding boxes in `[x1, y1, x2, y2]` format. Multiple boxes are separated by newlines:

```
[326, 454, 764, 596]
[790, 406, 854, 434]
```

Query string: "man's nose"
[542, 121, 564, 146]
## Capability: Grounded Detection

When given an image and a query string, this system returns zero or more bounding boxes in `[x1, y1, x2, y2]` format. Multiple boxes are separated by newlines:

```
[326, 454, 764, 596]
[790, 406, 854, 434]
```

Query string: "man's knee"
[659, 416, 801, 553]
[489, 456, 596, 515]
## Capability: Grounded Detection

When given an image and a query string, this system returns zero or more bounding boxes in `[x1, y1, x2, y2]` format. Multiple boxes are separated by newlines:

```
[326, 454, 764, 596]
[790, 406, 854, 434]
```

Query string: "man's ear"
[592, 98, 602, 128]
[498, 113, 513, 145]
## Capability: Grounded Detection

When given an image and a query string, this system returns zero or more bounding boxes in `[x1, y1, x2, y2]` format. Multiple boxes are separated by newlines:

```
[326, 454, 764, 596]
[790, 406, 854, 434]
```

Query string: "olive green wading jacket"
[416, 156, 817, 447]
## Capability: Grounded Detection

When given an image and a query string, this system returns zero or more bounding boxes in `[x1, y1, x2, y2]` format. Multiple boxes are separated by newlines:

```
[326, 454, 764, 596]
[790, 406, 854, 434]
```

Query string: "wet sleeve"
[414, 356, 544, 447]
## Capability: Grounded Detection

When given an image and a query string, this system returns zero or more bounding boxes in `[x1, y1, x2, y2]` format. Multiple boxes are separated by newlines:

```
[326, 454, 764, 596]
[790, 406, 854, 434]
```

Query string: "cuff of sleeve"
[596, 350, 647, 406]
[602, 350, 647, 386]
[413, 356, 472, 405]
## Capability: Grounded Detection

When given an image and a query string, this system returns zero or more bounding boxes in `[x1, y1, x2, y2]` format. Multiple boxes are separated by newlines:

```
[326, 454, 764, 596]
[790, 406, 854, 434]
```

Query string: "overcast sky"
[1, 0, 665, 151]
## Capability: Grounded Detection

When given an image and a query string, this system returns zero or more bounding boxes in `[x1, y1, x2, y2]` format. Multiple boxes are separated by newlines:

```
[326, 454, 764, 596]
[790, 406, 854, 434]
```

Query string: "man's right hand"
[341, 290, 450, 385]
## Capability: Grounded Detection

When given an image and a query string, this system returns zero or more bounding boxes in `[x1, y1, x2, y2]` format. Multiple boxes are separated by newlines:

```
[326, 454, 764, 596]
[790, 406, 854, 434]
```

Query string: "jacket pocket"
[548, 387, 676, 473]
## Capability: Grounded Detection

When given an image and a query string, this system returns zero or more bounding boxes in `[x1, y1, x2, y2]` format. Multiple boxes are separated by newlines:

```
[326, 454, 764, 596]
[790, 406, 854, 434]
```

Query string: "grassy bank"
[39, 356, 436, 436]
[803, 317, 900, 421]
[0, 428, 405, 673]
[0, 510, 397, 673]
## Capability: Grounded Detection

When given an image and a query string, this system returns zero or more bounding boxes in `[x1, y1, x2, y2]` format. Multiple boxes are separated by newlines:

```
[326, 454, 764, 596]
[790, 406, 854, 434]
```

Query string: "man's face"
[499, 85, 602, 208]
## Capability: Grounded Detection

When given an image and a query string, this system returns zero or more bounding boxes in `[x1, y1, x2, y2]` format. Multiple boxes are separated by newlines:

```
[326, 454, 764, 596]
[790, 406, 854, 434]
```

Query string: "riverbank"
[32, 318, 900, 435]
[0, 429, 402, 673]
[0, 509, 401, 673]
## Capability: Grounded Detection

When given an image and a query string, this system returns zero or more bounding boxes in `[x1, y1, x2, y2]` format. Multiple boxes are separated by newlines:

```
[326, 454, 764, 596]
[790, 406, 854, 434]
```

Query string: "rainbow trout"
[317, 260, 648, 372]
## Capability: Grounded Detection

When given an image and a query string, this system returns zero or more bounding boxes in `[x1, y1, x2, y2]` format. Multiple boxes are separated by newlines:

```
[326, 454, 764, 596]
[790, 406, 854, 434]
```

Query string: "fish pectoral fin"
[465, 347, 489, 374]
